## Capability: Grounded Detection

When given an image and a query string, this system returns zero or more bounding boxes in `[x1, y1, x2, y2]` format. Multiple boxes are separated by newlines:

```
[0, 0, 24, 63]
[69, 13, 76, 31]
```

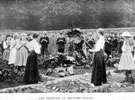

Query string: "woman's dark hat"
[33, 33, 39, 39]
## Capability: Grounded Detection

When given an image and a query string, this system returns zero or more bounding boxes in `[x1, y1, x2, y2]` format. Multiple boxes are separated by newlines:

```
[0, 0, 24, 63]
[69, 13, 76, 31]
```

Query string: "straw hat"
[59, 30, 64, 35]
[121, 31, 131, 37]
[73, 28, 81, 32]
[43, 31, 47, 34]
[21, 32, 27, 36]
[33, 33, 39, 39]
[97, 28, 104, 34]
[14, 32, 19, 36]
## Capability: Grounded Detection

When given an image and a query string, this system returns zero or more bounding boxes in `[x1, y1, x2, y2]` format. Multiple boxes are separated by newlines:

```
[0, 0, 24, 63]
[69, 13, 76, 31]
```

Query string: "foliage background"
[0, 0, 135, 30]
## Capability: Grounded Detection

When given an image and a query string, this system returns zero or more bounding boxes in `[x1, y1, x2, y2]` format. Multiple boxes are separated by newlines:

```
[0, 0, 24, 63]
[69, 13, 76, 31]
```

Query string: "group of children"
[0, 32, 41, 84]
[0, 29, 135, 86]
[1, 33, 30, 69]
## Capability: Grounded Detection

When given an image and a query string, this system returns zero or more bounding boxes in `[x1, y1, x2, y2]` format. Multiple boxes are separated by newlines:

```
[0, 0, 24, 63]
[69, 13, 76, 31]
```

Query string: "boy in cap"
[56, 32, 66, 53]
[40, 31, 49, 55]
[56, 32, 67, 66]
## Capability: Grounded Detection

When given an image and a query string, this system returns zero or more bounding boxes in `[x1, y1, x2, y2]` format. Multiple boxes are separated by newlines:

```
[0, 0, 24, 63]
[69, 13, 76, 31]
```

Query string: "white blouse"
[29, 39, 41, 54]
[122, 41, 133, 53]
[10, 39, 16, 49]
[3, 41, 8, 49]
[122, 41, 126, 52]
[14, 39, 20, 49]
[94, 36, 105, 52]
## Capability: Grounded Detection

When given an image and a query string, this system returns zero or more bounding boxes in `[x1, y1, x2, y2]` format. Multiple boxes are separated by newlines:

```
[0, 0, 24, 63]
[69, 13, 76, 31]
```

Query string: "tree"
[7, 2, 29, 30]
[0, 0, 135, 30]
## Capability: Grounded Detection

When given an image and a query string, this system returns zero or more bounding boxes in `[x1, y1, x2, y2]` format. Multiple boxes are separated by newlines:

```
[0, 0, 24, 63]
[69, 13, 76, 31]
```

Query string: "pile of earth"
[1, 71, 135, 93]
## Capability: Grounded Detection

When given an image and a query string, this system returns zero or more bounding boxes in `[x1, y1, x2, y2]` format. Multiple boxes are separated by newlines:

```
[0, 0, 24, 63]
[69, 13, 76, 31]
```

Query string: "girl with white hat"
[118, 31, 135, 83]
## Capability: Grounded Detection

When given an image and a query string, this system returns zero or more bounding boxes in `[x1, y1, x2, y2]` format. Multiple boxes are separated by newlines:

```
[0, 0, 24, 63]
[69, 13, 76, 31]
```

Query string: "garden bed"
[0, 71, 135, 93]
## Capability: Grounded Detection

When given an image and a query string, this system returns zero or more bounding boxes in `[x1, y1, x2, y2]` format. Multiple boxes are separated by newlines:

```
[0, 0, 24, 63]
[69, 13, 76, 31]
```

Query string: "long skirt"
[24, 51, 39, 84]
[91, 50, 107, 86]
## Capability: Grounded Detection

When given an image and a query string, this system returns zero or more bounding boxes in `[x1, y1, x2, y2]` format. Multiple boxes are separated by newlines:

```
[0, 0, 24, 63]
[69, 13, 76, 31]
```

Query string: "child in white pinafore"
[118, 31, 135, 82]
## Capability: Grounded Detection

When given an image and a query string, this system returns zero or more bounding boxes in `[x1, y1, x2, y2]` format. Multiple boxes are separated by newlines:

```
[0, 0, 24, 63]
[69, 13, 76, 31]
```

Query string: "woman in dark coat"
[24, 33, 41, 84]
[89, 28, 107, 86]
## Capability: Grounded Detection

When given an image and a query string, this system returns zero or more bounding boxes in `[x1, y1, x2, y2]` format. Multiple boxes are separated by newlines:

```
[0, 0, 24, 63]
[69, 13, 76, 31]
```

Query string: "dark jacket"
[56, 37, 66, 49]
[40, 36, 49, 48]
[112, 37, 118, 48]
[74, 39, 84, 52]
[86, 38, 95, 49]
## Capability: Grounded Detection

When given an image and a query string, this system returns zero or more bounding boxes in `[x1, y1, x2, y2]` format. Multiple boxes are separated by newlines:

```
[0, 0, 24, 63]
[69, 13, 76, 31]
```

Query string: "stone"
[46, 68, 53, 75]
[114, 63, 119, 68]
[111, 83, 122, 88]
[67, 65, 74, 75]
[52, 86, 57, 90]
[58, 72, 66, 77]
[66, 56, 75, 61]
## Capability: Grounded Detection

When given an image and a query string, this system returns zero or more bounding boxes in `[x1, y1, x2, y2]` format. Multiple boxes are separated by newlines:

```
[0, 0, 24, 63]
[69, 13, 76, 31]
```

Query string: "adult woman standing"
[89, 28, 107, 86]
[24, 33, 41, 84]
[118, 31, 135, 82]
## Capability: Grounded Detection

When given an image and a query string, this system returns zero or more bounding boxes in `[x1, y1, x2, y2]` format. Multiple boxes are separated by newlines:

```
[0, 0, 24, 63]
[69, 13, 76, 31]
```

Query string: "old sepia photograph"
[0, 0, 135, 99]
